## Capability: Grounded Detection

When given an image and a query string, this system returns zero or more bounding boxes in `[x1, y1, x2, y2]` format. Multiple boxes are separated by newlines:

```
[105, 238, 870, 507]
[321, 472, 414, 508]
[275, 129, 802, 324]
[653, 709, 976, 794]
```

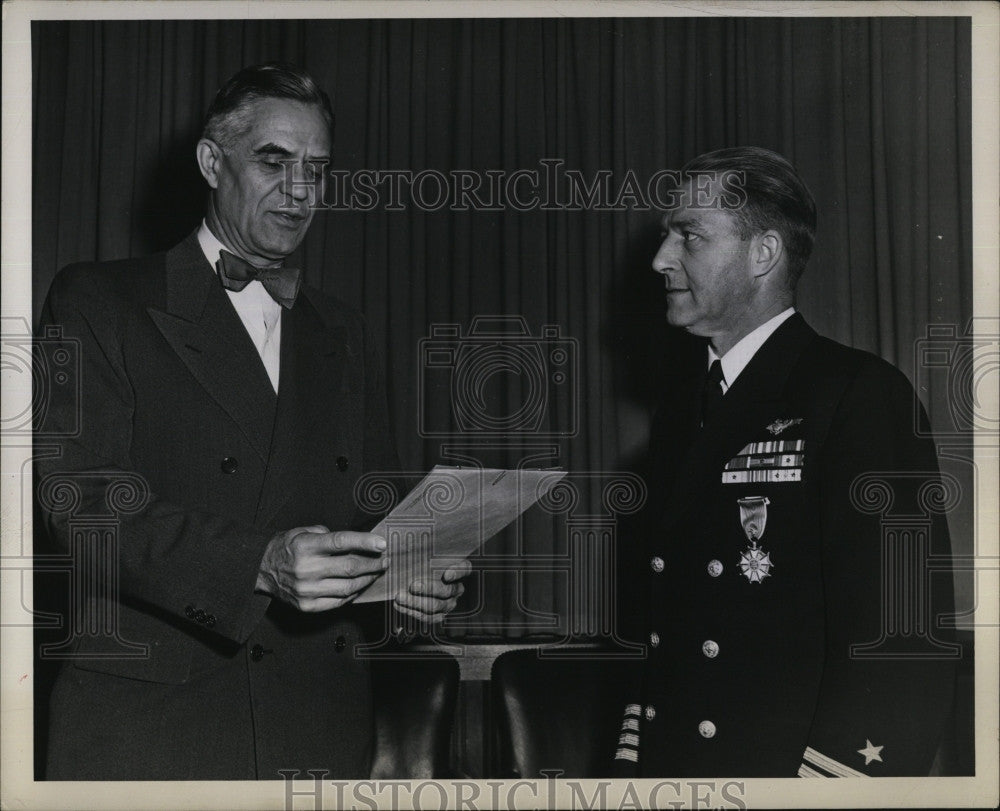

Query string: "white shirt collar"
[197, 220, 230, 273]
[196, 220, 282, 272]
[708, 308, 796, 392]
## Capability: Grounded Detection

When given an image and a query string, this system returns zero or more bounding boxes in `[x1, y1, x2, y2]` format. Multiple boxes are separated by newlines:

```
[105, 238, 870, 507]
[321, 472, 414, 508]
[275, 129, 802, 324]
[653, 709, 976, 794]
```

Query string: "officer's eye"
[682, 230, 699, 242]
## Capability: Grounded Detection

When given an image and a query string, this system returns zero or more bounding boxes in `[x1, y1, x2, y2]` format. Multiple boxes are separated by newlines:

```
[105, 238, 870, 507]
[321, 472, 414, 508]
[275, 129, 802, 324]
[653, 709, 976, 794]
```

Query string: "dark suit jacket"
[35, 230, 397, 780]
[616, 314, 957, 777]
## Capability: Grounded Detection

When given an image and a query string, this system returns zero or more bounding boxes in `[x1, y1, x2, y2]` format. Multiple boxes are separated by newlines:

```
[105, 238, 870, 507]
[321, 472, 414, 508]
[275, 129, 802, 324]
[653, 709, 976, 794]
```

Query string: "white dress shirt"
[198, 221, 282, 393]
[707, 307, 796, 394]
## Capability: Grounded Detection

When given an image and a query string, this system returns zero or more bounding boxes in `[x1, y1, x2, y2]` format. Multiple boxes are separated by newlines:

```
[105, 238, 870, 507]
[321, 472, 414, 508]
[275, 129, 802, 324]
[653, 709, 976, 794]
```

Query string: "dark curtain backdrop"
[32, 17, 973, 637]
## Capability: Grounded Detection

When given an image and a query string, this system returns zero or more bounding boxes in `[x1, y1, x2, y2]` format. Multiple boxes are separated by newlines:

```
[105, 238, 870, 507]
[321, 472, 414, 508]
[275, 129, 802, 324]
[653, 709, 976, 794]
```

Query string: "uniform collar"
[708, 307, 796, 392]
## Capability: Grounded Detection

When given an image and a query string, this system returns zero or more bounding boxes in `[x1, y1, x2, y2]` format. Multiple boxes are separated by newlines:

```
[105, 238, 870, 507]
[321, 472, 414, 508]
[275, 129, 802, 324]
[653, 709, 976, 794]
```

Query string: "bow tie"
[216, 250, 301, 309]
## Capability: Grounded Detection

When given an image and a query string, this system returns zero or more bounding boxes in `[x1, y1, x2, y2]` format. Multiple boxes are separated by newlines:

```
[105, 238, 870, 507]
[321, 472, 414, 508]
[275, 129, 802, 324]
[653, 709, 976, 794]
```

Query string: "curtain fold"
[32, 17, 972, 636]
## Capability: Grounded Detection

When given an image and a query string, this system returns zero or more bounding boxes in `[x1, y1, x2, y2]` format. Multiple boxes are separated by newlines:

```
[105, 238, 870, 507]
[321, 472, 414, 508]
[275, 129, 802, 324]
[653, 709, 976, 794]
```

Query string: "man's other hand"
[393, 559, 473, 623]
[256, 526, 388, 611]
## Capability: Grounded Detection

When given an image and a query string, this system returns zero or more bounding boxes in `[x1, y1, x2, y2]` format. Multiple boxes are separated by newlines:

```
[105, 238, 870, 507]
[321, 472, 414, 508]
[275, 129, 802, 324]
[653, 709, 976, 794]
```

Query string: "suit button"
[184, 605, 196, 618]
[194, 609, 206, 622]
[707, 559, 723, 577]
[649, 632, 660, 648]
[334, 635, 347, 652]
[205, 614, 217, 628]
[250, 644, 265, 662]
[702, 639, 719, 658]
[336, 456, 349, 472]
[644, 705, 657, 722]
[699, 720, 717, 738]
[650, 556, 665, 573]
[221, 457, 239, 474]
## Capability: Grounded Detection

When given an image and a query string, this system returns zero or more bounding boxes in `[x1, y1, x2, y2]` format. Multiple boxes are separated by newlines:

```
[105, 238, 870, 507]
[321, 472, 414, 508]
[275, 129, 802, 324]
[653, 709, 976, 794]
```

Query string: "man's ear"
[751, 230, 784, 279]
[196, 139, 224, 189]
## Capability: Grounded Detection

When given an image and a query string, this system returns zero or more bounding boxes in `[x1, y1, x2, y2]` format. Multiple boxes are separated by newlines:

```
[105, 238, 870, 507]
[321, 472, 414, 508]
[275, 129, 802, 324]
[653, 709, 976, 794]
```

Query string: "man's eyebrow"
[252, 143, 331, 162]
[662, 215, 704, 232]
[253, 143, 294, 157]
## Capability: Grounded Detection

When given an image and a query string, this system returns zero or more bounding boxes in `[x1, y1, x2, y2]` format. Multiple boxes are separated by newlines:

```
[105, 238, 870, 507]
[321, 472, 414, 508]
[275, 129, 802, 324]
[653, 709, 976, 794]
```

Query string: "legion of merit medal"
[737, 496, 773, 583]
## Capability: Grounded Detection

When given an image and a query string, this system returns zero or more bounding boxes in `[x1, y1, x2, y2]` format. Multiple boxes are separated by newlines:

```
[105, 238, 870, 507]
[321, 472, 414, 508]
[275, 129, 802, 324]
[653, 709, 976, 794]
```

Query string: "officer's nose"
[652, 234, 680, 276]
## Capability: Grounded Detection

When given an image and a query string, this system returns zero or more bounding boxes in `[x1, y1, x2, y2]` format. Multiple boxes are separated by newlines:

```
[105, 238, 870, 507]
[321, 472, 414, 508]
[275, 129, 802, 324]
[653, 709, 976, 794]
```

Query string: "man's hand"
[256, 525, 388, 611]
[393, 559, 473, 624]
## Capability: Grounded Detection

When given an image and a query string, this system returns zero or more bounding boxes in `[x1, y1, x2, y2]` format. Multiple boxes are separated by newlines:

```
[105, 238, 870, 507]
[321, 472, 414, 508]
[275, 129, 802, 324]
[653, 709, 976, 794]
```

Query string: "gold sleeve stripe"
[803, 747, 868, 778]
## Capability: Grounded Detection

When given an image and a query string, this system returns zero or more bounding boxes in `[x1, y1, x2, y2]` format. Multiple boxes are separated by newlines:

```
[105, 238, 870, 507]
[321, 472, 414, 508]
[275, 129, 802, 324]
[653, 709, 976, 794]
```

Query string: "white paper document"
[355, 465, 566, 603]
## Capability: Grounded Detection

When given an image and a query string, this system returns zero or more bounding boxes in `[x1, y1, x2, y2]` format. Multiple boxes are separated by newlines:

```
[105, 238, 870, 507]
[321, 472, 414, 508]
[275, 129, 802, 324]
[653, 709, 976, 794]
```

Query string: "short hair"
[682, 146, 817, 285]
[202, 62, 334, 150]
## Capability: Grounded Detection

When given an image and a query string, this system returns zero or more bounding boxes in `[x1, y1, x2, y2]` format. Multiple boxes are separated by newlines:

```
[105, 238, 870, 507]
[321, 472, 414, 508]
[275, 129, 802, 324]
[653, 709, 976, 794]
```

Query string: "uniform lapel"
[254, 288, 349, 528]
[146, 230, 277, 462]
[658, 314, 816, 529]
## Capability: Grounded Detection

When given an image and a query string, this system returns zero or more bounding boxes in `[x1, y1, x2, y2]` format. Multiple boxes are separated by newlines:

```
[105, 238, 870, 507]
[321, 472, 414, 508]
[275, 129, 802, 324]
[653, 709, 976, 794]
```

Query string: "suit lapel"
[254, 288, 350, 528]
[658, 314, 816, 529]
[146, 230, 277, 462]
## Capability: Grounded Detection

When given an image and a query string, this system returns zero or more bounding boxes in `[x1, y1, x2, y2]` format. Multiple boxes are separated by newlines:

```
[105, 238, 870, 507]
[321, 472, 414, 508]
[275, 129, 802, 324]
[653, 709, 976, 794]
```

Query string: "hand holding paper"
[393, 558, 473, 623]
[355, 465, 566, 604]
[256, 526, 389, 611]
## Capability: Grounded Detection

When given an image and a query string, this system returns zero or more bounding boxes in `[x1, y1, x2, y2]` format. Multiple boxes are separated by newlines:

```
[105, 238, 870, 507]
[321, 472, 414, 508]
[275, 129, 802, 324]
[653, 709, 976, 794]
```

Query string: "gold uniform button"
[649, 631, 660, 648]
[644, 705, 657, 722]
[650, 556, 665, 573]
[699, 720, 716, 738]
[702, 639, 719, 658]
[707, 559, 724, 577]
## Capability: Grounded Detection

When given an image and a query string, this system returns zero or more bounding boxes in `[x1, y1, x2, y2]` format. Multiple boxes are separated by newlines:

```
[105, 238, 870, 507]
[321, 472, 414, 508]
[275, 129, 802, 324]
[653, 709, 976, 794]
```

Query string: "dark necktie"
[217, 250, 301, 309]
[701, 359, 726, 427]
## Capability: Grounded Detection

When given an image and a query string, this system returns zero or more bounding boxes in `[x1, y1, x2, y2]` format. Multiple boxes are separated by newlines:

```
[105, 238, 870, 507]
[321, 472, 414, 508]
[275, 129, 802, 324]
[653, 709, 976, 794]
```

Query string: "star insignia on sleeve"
[857, 739, 884, 766]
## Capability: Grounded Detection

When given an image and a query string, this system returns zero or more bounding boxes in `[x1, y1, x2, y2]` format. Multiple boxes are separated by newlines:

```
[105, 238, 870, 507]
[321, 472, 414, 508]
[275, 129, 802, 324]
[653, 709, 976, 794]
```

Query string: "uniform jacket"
[35, 230, 397, 780]
[615, 313, 957, 778]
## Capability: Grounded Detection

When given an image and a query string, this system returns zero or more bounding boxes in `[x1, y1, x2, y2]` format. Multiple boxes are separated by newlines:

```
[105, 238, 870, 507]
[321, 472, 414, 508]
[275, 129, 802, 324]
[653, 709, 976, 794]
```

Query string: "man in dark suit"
[614, 147, 957, 777]
[34, 62, 468, 780]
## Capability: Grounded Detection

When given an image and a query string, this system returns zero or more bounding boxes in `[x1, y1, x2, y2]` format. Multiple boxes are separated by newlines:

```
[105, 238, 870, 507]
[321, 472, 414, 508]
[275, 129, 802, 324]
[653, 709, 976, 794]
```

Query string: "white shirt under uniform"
[707, 307, 797, 393]
[198, 221, 282, 393]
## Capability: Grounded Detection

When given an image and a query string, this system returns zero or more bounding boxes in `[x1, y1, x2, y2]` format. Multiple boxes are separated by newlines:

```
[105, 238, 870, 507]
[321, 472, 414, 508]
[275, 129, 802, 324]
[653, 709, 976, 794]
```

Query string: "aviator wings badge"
[766, 417, 803, 436]
[737, 496, 773, 583]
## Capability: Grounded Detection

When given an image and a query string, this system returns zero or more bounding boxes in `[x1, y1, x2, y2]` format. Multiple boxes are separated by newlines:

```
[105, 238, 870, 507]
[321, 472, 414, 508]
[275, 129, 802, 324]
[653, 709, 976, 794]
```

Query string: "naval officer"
[614, 146, 957, 777]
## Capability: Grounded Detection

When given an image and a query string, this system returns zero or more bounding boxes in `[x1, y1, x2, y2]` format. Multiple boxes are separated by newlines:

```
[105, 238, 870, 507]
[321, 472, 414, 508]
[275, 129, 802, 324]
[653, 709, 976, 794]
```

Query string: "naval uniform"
[615, 312, 957, 777]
